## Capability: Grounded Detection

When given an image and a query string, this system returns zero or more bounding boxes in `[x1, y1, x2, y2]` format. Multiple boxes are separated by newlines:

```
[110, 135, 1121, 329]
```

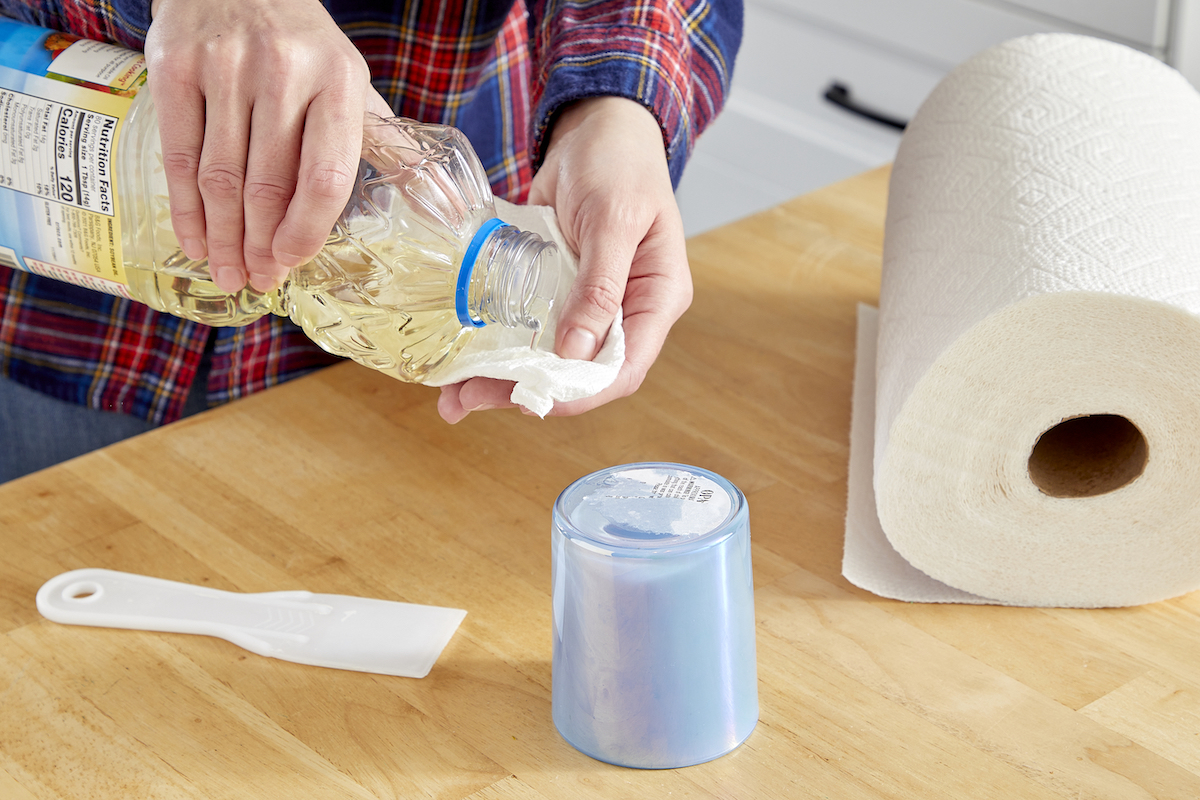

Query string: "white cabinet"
[999, 0, 1169, 49]
[677, 0, 1192, 236]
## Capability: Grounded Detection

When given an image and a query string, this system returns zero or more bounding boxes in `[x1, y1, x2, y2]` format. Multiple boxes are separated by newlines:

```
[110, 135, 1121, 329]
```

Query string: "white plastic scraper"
[37, 568, 466, 678]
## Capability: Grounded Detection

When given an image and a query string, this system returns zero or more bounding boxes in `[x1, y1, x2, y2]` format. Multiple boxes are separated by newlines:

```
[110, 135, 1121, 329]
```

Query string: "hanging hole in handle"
[823, 81, 909, 131]
[62, 580, 104, 602]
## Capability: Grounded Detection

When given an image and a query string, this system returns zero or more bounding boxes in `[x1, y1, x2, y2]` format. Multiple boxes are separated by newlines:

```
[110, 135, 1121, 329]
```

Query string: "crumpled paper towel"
[425, 198, 625, 417]
[843, 34, 1200, 608]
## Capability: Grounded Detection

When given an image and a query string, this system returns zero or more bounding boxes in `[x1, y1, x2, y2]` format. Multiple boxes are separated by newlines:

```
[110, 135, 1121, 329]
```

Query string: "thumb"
[555, 233, 633, 361]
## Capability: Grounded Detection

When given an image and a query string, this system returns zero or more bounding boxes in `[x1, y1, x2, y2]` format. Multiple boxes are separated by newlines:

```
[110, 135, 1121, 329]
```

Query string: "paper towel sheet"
[843, 34, 1200, 608]
[425, 198, 625, 417]
[844, 304, 995, 605]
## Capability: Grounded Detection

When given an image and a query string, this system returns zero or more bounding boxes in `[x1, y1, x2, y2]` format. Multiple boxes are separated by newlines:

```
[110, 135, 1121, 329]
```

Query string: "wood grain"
[4, 166, 1200, 798]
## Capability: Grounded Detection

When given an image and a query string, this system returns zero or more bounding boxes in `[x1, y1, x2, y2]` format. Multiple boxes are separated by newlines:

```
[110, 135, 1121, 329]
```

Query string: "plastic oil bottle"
[0, 19, 560, 383]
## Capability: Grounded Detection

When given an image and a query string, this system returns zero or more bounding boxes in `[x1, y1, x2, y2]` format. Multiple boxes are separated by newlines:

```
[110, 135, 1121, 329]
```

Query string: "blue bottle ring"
[456, 217, 509, 328]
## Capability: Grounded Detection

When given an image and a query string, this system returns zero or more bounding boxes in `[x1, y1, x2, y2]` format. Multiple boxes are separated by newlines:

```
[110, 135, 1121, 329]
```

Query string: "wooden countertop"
[4, 166, 1200, 799]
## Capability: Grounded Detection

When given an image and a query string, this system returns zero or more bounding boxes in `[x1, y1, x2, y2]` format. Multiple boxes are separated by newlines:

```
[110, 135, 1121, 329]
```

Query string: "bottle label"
[0, 21, 143, 297]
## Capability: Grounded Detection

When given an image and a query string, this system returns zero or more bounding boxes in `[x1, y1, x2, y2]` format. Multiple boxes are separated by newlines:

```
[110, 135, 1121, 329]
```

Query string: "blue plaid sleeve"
[529, 0, 743, 188]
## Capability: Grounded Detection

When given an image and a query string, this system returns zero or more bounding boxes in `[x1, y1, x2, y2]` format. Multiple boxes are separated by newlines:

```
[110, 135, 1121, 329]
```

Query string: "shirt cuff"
[107, 0, 153, 47]
[533, 22, 694, 188]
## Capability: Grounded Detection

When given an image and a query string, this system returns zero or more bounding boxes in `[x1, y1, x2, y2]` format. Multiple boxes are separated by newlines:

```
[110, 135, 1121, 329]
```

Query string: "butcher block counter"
[3, 166, 1200, 799]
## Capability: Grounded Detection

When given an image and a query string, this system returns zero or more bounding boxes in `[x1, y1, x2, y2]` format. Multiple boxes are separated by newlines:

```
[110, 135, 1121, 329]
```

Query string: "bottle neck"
[457, 219, 560, 334]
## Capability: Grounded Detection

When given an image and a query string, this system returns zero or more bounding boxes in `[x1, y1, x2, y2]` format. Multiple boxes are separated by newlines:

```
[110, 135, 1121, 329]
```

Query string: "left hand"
[437, 96, 692, 423]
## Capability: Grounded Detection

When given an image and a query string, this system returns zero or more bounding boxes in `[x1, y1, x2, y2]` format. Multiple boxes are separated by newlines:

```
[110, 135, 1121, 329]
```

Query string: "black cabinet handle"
[823, 82, 908, 131]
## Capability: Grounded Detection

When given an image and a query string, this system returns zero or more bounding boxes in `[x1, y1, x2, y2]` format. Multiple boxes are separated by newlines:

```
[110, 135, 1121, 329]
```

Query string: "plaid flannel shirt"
[0, 0, 741, 423]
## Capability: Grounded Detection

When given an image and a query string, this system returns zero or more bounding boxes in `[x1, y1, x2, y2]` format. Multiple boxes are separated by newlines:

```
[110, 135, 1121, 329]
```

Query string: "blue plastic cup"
[551, 462, 759, 769]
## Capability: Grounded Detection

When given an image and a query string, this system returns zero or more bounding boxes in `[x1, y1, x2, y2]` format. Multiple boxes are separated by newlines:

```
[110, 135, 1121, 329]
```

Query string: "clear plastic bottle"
[117, 94, 560, 384]
[117, 92, 556, 381]
[0, 20, 560, 384]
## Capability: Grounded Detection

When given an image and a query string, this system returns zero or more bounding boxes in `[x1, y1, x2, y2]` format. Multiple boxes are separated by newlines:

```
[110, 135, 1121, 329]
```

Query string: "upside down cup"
[551, 462, 759, 769]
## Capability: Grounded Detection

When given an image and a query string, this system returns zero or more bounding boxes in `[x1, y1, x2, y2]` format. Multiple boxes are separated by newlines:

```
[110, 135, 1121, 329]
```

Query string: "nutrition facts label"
[0, 87, 116, 215]
[0, 23, 135, 292]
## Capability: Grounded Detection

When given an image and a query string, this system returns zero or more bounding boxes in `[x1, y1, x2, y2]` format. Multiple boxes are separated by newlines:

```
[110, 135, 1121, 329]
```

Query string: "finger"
[149, 72, 211, 268]
[195, 87, 252, 292]
[438, 379, 533, 423]
[550, 225, 691, 416]
[437, 383, 473, 424]
[271, 90, 362, 269]
[613, 226, 692, 363]
[455, 378, 518, 414]
[242, 97, 303, 291]
[547, 305, 664, 416]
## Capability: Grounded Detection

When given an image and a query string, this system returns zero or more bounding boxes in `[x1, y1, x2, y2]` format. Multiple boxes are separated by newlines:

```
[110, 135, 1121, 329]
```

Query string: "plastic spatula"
[37, 568, 466, 678]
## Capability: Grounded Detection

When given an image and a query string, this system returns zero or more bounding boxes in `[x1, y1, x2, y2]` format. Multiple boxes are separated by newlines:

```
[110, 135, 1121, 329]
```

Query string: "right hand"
[145, 0, 392, 293]
[436, 97, 692, 423]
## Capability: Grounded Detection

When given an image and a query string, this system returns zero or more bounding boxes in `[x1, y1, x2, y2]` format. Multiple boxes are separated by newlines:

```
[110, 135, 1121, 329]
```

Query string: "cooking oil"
[115, 87, 276, 324]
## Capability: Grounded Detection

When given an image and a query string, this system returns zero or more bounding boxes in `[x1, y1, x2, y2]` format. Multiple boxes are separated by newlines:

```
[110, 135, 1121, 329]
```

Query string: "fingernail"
[213, 266, 245, 293]
[276, 251, 302, 268]
[248, 272, 283, 293]
[464, 401, 499, 413]
[560, 327, 598, 361]
[182, 238, 206, 260]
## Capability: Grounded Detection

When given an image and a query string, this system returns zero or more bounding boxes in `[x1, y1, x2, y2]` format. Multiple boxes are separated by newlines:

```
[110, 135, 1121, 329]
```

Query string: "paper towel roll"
[863, 34, 1200, 607]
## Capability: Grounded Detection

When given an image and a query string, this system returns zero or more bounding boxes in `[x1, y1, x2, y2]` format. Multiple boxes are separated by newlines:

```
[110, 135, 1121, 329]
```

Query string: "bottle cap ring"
[456, 217, 510, 328]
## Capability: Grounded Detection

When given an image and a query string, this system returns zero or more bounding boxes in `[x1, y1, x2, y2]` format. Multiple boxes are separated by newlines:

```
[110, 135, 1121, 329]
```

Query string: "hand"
[437, 97, 692, 423]
[146, 0, 392, 293]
